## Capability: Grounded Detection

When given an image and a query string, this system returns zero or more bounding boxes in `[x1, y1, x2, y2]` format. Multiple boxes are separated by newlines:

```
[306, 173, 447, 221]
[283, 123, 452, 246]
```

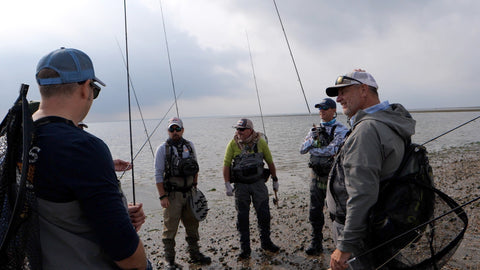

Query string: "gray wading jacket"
[326, 103, 416, 253]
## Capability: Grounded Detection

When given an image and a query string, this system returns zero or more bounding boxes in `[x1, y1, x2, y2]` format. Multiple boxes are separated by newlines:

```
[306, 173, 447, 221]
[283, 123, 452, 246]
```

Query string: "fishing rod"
[159, 0, 180, 118]
[118, 91, 184, 180]
[245, 30, 267, 140]
[115, 38, 155, 158]
[123, 0, 136, 204]
[344, 190, 477, 268]
[271, 0, 311, 115]
[245, 30, 279, 206]
[422, 114, 480, 146]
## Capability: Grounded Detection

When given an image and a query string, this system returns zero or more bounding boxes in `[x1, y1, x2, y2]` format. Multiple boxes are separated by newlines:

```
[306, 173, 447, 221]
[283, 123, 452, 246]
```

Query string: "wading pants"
[234, 180, 271, 251]
[332, 221, 374, 270]
[309, 171, 327, 243]
[162, 191, 199, 261]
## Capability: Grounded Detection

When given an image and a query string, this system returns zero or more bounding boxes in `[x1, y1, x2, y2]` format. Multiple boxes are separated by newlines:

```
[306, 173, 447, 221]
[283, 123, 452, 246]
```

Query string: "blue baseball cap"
[36, 47, 105, 86]
[315, 98, 336, 109]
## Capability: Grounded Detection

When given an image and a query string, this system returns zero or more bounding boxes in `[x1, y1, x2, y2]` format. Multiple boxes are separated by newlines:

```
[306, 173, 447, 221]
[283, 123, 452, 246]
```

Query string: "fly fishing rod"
[272, 0, 311, 115]
[245, 30, 267, 140]
[118, 91, 183, 180]
[422, 114, 480, 146]
[115, 38, 155, 158]
[123, 0, 136, 204]
[245, 30, 279, 207]
[159, 0, 180, 118]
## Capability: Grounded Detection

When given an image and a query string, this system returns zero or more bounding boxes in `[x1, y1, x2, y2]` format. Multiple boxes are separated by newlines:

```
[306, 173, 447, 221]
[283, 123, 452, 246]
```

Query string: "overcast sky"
[1, 0, 479, 122]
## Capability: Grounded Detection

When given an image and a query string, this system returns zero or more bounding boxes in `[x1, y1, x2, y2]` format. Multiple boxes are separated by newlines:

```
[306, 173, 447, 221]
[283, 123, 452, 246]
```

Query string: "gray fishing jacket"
[326, 103, 416, 253]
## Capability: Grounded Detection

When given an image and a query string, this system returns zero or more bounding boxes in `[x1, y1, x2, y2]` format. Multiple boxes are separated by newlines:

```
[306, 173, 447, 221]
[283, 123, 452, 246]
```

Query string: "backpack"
[368, 142, 436, 265]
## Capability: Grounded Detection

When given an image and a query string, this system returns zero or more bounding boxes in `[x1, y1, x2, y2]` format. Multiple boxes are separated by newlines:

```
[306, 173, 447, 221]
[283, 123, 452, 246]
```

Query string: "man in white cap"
[325, 69, 415, 270]
[223, 118, 280, 260]
[300, 98, 348, 255]
[154, 117, 211, 269]
[32, 47, 149, 269]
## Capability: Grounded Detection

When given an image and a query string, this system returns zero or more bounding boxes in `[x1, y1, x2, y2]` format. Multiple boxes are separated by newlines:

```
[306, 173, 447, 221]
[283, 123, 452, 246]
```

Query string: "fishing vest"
[38, 197, 122, 270]
[164, 139, 199, 192]
[231, 143, 265, 184]
[308, 124, 337, 176]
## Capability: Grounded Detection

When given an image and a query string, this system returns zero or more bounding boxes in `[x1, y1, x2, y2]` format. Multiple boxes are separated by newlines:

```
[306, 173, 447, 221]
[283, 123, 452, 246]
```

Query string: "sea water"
[86, 111, 480, 215]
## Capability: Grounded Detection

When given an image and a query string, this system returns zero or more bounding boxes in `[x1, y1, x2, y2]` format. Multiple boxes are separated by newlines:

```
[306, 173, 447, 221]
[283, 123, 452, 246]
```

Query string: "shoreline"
[139, 142, 480, 269]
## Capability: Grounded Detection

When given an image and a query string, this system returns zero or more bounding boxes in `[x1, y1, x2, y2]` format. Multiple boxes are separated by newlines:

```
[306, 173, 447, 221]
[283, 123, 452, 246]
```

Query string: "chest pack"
[231, 143, 264, 184]
[164, 140, 199, 179]
[308, 125, 337, 176]
[368, 142, 435, 261]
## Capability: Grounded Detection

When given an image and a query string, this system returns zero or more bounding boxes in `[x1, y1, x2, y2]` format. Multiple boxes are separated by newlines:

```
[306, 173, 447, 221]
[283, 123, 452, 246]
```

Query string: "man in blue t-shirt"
[32, 47, 149, 269]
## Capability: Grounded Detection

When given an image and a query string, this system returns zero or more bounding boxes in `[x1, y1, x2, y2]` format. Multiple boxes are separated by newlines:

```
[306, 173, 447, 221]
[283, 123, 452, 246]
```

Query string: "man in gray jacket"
[325, 69, 416, 270]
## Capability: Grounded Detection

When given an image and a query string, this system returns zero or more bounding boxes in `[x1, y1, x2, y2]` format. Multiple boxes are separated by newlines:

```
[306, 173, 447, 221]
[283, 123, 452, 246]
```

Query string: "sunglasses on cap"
[318, 106, 330, 110]
[236, 128, 248, 132]
[168, 126, 182, 132]
[90, 82, 101, 99]
[335, 76, 363, 86]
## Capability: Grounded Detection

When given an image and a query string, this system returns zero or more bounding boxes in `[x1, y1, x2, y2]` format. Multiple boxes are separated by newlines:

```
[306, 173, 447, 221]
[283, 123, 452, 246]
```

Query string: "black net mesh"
[0, 87, 41, 269]
[373, 187, 468, 269]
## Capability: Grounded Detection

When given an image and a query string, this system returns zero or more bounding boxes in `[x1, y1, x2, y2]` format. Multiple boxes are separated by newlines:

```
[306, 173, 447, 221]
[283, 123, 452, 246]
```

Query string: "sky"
[1, 0, 479, 122]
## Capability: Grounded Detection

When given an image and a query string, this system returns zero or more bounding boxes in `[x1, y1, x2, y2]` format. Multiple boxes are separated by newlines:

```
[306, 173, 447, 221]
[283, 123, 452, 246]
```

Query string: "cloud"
[1, 0, 479, 122]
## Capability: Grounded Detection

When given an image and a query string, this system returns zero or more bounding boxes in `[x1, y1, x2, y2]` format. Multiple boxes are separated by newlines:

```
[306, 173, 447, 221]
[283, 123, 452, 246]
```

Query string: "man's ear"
[79, 80, 92, 100]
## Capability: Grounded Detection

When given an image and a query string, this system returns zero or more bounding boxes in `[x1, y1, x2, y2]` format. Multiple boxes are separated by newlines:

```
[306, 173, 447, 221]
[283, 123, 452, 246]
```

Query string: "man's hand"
[225, 181, 233, 196]
[330, 249, 351, 270]
[160, 196, 170, 209]
[114, 159, 132, 172]
[128, 202, 146, 232]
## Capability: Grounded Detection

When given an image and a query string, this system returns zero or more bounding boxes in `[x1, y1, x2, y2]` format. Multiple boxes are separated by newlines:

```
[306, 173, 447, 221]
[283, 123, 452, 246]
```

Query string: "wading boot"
[165, 260, 182, 270]
[186, 237, 211, 265]
[305, 241, 323, 255]
[189, 251, 211, 265]
[238, 247, 251, 260]
[261, 239, 280, 253]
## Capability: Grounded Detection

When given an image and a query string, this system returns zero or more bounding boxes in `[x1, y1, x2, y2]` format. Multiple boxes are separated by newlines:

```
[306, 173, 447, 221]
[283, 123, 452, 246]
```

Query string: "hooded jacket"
[326, 103, 416, 253]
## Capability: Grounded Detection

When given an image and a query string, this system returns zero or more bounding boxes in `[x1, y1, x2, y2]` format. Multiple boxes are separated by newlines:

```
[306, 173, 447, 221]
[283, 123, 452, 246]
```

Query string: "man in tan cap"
[223, 118, 280, 260]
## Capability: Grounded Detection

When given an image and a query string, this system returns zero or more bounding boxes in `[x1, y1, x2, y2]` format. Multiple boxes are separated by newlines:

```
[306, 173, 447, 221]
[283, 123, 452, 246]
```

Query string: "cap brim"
[93, 77, 106, 87]
[325, 83, 353, 97]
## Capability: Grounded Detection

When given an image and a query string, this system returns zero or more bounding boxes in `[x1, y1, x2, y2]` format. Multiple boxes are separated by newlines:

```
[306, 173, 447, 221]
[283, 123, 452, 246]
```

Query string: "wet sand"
[139, 142, 480, 269]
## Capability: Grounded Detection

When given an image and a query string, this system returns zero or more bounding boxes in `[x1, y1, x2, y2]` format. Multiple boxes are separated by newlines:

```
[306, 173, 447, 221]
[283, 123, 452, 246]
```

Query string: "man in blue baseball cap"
[32, 47, 150, 269]
[300, 98, 348, 256]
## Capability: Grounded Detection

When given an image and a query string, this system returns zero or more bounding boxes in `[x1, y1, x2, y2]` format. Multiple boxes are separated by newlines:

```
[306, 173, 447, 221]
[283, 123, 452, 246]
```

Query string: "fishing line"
[159, 0, 180, 118]
[118, 91, 184, 180]
[245, 30, 267, 140]
[346, 191, 478, 267]
[272, 0, 311, 115]
[115, 38, 155, 158]
[123, 0, 136, 204]
[422, 114, 480, 146]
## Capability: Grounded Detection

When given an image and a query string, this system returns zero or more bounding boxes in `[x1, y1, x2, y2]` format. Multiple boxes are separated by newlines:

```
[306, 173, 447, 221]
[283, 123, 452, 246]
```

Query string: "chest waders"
[309, 125, 337, 177]
[164, 139, 199, 194]
[231, 143, 265, 184]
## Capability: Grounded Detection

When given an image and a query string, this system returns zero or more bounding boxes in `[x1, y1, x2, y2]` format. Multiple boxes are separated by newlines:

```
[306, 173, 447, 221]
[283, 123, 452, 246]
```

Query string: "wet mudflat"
[140, 142, 480, 269]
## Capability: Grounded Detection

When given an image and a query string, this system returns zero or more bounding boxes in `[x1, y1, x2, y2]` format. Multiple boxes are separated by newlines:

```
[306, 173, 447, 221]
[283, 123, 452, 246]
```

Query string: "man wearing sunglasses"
[154, 117, 211, 269]
[325, 70, 415, 270]
[32, 48, 150, 269]
[300, 98, 348, 256]
[223, 118, 280, 260]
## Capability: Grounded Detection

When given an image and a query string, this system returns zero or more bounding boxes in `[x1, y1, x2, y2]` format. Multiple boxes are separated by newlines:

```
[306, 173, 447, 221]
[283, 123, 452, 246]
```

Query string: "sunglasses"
[318, 106, 330, 111]
[168, 126, 182, 132]
[335, 76, 363, 86]
[90, 82, 101, 99]
[236, 128, 248, 132]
